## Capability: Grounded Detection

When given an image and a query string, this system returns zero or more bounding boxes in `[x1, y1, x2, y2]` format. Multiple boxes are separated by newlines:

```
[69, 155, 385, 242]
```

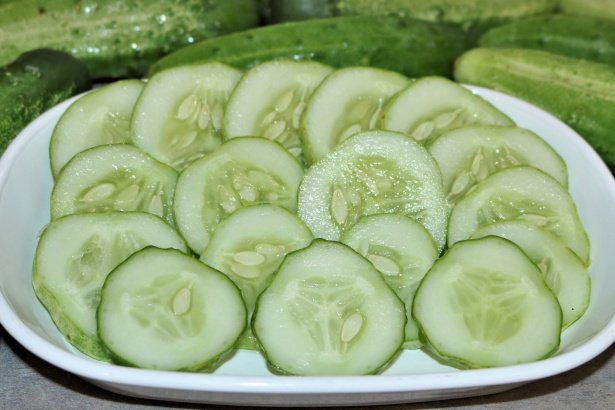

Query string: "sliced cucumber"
[340, 214, 438, 349]
[298, 130, 448, 252]
[413, 236, 562, 369]
[200, 204, 313, 349]
[50, 79, 144, 178]
[301, 66, 410, 164]
[51, 144, 178, 225]
[174, 137, 304, 254]
[223, 60, 333, 160]
[428, 125, 568, 208]
[381, 76, 513, 145]
[472, 220, 590, 329]
[252, 239, 405, 375]
[98, 247, 246, 371]
[32, 212, 188, 361]
[447, 166, 590, 264]
[131, 63, 242, 170]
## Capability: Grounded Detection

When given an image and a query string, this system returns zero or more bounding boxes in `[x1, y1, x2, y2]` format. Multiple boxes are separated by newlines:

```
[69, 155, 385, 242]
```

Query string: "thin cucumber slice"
[447, 166, 590, 264]
[428, 125, 568, 208]
[174, 137, 304, 254]
[51, 144, 178, 225]
[413, 236, 562, 369]
[98, 247, 246, 371]
[252, 239, 405, 375]
[131, 63, 242, 170]
[301, 66, 410, 164]
[340, 214, 438, 349]
[223, 60, 333, 160]
[50, 79, 144, 178]
[472, 220, 590, 329]
[200, 204, 313, 349]
[381, 76, 513, 145]
[298, 130, 448, 252]
[32, 212, 188, 361]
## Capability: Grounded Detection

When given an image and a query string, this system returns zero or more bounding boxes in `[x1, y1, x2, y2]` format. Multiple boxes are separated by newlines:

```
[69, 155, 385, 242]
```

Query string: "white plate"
[0, 86, 614, 406]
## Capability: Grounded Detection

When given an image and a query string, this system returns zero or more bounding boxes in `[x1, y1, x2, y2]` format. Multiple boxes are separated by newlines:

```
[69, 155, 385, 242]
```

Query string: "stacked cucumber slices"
[34, 60, 591, 375]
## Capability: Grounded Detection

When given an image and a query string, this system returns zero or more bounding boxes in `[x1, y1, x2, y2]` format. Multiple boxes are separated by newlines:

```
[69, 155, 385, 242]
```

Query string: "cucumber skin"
[454, 48, 615, 168]
[150, 15, 471, 79]
[479, 14, 615, 66]
[560, 0, 615, 21]
[0, 0, 260, 79]
[0, 49, 91, 156]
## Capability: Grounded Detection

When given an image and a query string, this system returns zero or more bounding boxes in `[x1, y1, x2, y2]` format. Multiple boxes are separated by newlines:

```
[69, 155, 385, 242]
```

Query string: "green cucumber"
[479, 14, 615, 66]
[0, 49, 90, 156]
[267, 0, 336, 23]
[560, 0, 615, 21]
[0, 0, 259, 79]
[150, 15, 470, 79]
[454, 47, 615, 168]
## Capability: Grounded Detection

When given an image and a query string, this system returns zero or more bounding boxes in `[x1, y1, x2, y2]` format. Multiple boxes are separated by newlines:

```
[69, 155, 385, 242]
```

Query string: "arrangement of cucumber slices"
[33, 59, 592, 375]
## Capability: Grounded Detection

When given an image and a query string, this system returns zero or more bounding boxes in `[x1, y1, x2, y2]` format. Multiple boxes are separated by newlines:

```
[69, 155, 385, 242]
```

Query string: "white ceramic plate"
[0, 86, 614, 406]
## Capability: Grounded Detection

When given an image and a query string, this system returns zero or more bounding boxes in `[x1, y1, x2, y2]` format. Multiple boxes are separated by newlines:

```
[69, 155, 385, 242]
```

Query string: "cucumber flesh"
[253, 239, 405, 375]
[413, 236, 562, 368]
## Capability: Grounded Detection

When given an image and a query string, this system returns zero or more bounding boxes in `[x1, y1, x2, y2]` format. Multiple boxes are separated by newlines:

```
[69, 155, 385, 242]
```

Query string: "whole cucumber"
[454, 48, 615, 168]
[0, 0, 260, 79]
[150, 15, 471, 79]
[0, 49, 91, 156]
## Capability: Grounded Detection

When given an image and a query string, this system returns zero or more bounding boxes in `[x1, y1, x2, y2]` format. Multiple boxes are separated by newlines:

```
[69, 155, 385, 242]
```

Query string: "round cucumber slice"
[98, 247, 246, 371]
[472, 220, 590, 329]
[174, 137, 304, 254]
[51, 144, 178, 226]
[50, 79, 144, 178]
[301, 66, 410, 164]
[381, 76, 513, 145]
[132, 63, 242, 170]
[253, 239, 405, 375]
[414, 236, 562, 369]
[298, 130, 448, 252]
[341, 213, 438, 349]
[428, 125, 568, 208]
[32, 212, 188, 361]
[223, 60, 333, 160]
[447, 166, 590, 264]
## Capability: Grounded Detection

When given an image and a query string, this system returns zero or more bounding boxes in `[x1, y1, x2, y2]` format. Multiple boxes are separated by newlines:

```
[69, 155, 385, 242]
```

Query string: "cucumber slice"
[200, 204, 313, 349]
[472, 220, 590, 329]
[340, 214, 438, 349]
[98, 247, 246, 371]
[223, 60, 333, 160]
[131, 63, 242, 170]
[50, 79, 144, 178]
[413, 236, 562, 369]
[51, 144, 178, 225]
[298, 130, 448, 252]
[428, 125, 568, 208]
[301, 66, 410, 164]
[174, 137, 304, 254]
[32, 212, 188, 361]
[381, 76, 513, 145]
[448, 166, 590, 264]
[252, 239, 405, 375]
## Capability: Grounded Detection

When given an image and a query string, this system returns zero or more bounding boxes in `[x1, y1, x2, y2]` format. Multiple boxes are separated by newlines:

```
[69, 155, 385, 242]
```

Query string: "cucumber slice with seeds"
[32, 212, 188, 361]
[132, 63, 242, 170]
[448, 166, 590, 264]
[223, 60, 333, 160]
[50, 79, 144, 178]
[301, 66, 410, 164]
[341, 214, 438, 349]
[414, 236, 562, 369]
[51, 144, 178, 225]
[298, 130, 448, 252]
[174, 137, 304, 254]
[253, 239, 406, 375]
[98, 247, 246, 371]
